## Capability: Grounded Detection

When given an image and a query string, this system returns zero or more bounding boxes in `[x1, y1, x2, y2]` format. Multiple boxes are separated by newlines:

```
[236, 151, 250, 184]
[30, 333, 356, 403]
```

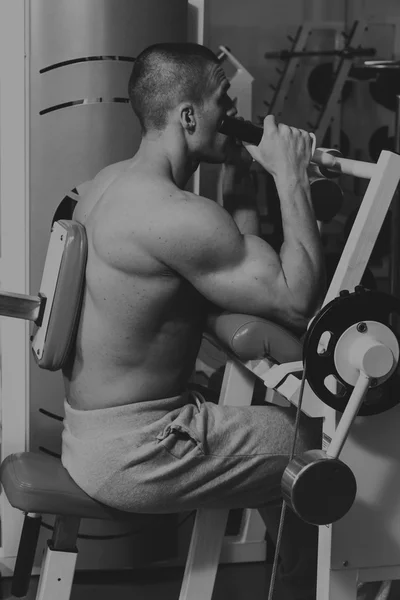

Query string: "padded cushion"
[0, 452, 170, 524]
[33, 220, 87, 371]
[206, 312, 302, 363]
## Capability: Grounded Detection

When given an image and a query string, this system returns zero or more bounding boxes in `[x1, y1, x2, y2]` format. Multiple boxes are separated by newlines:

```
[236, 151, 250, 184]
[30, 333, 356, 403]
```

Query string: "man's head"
[128, 43, 235, 163]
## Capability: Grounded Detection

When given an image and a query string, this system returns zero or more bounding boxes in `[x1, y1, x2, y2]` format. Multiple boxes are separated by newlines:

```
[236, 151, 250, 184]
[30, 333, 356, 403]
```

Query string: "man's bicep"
[160, 202, 246, 286]
[187, 234, 292, 319]
[158, 203, 292, 321]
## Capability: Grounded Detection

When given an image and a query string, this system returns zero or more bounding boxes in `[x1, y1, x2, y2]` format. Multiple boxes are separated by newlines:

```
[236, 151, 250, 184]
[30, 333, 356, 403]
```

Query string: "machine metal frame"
[184, 149, 400, 600]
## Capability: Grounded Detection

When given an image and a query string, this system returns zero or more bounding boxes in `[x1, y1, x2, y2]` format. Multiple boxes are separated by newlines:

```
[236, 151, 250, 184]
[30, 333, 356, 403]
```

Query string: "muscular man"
[61, 43, 324, 600]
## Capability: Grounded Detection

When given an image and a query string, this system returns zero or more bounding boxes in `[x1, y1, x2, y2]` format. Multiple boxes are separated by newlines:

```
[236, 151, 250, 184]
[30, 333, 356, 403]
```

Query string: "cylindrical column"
[347, 336, 394, 379]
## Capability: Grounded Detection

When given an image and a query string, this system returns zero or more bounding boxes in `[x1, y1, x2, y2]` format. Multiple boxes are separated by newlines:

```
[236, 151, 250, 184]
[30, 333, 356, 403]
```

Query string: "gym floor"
[2, 565, 400, 600]
[2, 566, 400, 600]
[0, 562, 279, 600]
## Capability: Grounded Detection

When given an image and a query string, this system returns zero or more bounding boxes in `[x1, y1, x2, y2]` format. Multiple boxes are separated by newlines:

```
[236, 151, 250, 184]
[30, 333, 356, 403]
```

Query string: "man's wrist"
[274, 169, 309, 190]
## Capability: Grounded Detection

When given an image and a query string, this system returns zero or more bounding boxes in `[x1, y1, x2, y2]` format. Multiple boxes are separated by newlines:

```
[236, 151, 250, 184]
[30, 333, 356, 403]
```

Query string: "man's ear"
[179, 103, 196, 133]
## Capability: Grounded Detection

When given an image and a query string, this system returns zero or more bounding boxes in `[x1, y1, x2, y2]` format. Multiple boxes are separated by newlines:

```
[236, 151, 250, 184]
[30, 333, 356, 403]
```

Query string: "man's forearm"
[222, 165, 260, 236]
[275, 172, 326, 317]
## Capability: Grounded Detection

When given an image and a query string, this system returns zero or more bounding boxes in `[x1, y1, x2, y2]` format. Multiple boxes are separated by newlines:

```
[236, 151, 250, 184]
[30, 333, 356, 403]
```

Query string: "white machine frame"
[183, 149, 400, 600]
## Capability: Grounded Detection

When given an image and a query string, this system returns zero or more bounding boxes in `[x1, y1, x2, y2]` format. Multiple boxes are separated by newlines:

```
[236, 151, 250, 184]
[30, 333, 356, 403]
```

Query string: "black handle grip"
[219, 116, 263, 146]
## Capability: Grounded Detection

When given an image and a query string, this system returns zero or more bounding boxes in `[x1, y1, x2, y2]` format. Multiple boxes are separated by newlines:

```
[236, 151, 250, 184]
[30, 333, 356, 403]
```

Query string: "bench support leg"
[35, 515, 80, 600]
[35, 543, 78, 600]
[11, 513, 42, 598]
[179, 508, 229, 600]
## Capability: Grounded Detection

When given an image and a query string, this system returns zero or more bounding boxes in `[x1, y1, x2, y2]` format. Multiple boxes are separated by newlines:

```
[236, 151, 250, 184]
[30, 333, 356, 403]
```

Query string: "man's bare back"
[64, 49, 323, 413]
[64, 160, 208, 410]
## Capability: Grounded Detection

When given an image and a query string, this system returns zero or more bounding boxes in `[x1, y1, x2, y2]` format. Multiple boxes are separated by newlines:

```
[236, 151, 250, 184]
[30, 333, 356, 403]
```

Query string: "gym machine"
[1, 135, 399, 600]
[212, 115, 400, 598]
[2, 2, 400, 599]
[342, 60, 400, 304]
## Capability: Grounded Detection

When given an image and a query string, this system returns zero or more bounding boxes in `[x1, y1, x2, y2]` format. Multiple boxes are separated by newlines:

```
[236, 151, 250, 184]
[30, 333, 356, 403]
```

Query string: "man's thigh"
[151, 391, 322, 511]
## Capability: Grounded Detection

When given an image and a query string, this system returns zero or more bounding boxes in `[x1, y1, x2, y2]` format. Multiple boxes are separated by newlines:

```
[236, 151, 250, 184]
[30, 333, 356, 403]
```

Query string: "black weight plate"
[288, 457, 357, 525]
[303, 289, 400, 415]
[308, 62, 353, 106]
[322, 128, 350, 157]
[370, 70, 400, 112]
[369, 126, 394, 163]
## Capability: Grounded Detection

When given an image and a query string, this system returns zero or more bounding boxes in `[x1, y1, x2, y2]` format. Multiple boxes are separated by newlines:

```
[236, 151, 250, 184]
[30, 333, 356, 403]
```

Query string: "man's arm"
[275, 169, 325, 317]
[149, 190, 322, 333]
[147, 117, 324, 332]
[243, 116, 326, 317]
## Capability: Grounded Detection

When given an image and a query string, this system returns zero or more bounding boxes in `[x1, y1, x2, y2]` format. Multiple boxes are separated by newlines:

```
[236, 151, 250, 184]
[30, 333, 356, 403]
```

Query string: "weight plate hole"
[317, 331, 334, 355]
[324, 375, 347, 397]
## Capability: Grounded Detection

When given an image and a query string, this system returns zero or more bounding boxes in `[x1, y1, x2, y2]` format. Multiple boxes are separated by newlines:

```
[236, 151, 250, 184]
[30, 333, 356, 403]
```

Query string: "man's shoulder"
[157, 190, 230, 238]
[115, 180, 219, 221]
[137, 188, 238, 262]
[167, 189, 223, 217]
[95, 177, 231, 250]
[82, 159, 133, 194]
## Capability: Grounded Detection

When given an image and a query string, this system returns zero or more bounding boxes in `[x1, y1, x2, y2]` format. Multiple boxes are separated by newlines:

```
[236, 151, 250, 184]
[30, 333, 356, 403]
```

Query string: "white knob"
[349, 335, 394, 378]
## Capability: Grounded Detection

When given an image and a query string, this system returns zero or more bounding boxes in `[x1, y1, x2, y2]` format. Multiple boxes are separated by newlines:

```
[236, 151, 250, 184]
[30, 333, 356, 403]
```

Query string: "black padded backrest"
[31, 220, 87, 371]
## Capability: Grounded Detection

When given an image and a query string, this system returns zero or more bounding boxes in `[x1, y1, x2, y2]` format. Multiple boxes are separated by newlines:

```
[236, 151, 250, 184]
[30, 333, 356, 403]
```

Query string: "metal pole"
[311, 149, 377, 179]
[0, 292, 42, 321]
[264, 47, 376, 60]
[390, 95, 400, 301]
[326, 371, 370, 459]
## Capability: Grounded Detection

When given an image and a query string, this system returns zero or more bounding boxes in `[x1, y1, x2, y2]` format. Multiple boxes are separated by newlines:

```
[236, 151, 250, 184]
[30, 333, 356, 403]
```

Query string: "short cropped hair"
[128, 43, 219, 134]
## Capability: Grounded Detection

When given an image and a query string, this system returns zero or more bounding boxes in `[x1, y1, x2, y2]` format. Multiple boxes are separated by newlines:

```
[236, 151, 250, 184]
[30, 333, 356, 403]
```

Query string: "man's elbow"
[281, 308, 311, 337]
[286, 281, 326, 334]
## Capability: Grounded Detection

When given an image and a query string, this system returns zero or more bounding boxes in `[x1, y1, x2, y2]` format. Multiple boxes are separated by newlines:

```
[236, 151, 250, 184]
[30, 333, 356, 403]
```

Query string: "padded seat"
[0, 452, 168, 524]
[206, 312, 303, 363]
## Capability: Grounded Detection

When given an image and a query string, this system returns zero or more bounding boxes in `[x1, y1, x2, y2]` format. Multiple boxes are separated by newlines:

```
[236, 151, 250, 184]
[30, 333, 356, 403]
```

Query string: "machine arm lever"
[219, 116, 377, 179]
[0, 291, 43, 323]
[326, 371, 371, 459]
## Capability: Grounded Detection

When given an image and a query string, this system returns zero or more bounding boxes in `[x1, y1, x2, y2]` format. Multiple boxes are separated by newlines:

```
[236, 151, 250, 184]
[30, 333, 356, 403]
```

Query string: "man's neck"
[136, 134, 199, 189]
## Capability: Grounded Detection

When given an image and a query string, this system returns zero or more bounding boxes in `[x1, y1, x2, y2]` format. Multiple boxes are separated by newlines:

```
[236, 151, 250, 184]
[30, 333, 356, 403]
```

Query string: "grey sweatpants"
[62, 389, 322, 599]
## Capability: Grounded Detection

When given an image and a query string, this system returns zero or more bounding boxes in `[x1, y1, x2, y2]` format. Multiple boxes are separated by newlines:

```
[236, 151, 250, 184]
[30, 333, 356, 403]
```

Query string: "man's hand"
[245, 115, 313, 180]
